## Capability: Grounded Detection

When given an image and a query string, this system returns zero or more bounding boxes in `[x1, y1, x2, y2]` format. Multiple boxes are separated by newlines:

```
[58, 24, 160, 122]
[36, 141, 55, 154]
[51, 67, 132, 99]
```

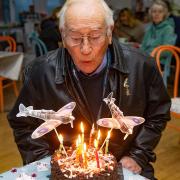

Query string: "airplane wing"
[97, 118, 121, 129]
[31, 120, 62, 139]
[56, 102, 76, 116]
[122, 116, 145, 129]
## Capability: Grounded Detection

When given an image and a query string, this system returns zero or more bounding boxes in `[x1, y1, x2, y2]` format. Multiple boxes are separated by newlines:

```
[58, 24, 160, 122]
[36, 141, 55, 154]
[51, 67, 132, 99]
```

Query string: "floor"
[0, 83, 180, 180]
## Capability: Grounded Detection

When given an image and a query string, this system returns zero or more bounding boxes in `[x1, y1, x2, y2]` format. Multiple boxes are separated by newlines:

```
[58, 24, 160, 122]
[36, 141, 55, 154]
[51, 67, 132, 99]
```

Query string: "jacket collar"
[55, 48, 71, 84]
[109, 37, 129, 74]
[55, 37, 129, 84]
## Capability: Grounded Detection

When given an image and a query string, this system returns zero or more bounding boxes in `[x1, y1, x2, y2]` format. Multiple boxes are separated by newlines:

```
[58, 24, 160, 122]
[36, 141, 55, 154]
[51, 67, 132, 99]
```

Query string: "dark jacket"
[8, 38, 170, 179]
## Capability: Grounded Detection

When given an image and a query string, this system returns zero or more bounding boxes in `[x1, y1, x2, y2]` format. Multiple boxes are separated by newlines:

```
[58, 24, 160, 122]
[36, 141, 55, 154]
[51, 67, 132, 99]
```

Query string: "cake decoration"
[97, 92, 145, 139]
[16, 102, 76, 139]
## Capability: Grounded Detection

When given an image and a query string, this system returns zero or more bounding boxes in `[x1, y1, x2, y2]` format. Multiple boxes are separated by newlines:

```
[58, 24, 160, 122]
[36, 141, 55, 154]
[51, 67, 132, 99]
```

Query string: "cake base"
[50, 152, 124, 180]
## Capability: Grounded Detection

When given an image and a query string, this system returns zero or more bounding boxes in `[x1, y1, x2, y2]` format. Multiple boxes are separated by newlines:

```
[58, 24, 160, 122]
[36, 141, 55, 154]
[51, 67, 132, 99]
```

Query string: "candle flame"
[107, 130, 111, 139]
[84, 143, 86, 152]
[97, 129, 101, 140]
[78, 134, 81, 144]
[94, 139, 97, 148]
[80, 122, 84, 133]
[76, 139, 79, 147]
[59, 134, 63, 143]
[90, 123, 95, 134]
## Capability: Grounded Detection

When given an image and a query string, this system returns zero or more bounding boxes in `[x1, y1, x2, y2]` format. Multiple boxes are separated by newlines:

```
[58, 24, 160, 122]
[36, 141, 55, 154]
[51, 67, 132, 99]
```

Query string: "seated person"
[141, 0, 177, 86]
[8, 1, 170, 180]
[113, 8, 145, 43]
[141, 0, 177, 54]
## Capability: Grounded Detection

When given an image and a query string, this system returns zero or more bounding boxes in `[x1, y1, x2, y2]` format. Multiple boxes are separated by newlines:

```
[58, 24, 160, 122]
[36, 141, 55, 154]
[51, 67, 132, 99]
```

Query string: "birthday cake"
[16, 93, 145, 180]
[50, 146, 123, 180]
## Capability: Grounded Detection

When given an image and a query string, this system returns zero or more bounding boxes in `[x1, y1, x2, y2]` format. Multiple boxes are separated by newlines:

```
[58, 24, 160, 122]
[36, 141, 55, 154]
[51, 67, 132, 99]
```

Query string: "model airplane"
[97, 92, 145, 140]
[16, 102, 76, 139]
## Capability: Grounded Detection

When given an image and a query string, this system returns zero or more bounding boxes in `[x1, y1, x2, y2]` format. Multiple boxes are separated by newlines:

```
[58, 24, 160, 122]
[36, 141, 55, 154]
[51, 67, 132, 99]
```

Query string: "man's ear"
[62, 40, 66, 48]
[60, 29, 66, 48]
[108, 35, 112, 44]
[108, 25, 114, 44]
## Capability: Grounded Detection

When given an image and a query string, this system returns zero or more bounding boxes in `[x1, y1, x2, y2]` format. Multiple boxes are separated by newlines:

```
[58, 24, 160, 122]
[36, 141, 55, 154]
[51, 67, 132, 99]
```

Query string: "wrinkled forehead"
[65, 2, 106, 31]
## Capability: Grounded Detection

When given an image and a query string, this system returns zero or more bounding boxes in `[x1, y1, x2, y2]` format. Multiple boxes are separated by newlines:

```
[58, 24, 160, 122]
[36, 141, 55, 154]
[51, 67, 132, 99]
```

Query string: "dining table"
[0, 51, 24, 80]
[0, 156, 147, 180]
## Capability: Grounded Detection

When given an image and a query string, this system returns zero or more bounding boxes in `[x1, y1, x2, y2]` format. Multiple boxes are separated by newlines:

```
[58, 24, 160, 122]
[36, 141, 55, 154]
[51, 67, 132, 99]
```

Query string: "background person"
[141, 0, 177, 86]
[141, 0, 177, 54]
[8, 1, 170, 179]
[38, 6, 62, 51]
[113, 8, 145, 43]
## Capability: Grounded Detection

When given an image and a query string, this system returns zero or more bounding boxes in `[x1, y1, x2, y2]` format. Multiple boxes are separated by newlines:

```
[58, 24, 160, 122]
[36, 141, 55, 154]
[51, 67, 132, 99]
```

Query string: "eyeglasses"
[63, 30, 107, 47]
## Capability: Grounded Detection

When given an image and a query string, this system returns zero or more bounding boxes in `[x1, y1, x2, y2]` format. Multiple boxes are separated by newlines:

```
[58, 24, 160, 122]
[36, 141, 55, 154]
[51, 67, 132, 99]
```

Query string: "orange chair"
[0, 36, 19, 112]
[151, 45, 180, 132]
[0, 36, 16, 52]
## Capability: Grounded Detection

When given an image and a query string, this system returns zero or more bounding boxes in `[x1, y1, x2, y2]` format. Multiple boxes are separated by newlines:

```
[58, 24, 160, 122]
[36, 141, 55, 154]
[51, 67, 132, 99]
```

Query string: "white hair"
[57, 0, 114, 35]
[149, 0, 170, 19]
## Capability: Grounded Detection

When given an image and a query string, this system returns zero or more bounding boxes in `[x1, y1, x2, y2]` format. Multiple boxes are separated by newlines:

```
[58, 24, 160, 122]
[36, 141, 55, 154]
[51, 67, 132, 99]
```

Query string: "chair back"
[151, 45, 174, 87]
[151, 45, 180, 97]
[29, 32, 48, 56]
[0, 36, 18, 112]
[0, 36, 16, 52]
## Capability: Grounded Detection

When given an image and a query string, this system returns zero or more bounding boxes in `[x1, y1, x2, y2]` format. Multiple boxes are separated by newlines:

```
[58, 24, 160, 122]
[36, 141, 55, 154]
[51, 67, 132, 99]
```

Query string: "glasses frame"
[62, 28, 108, 47]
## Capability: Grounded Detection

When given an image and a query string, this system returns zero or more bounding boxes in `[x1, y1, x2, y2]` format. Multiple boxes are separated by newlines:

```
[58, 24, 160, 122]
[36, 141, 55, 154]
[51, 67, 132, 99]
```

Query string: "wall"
[105, 0, 131, 10]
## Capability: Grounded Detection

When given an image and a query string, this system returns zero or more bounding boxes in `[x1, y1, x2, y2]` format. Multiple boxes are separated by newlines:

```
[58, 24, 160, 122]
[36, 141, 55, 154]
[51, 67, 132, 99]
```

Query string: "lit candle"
[59, 134, 68, 157]
[78, 134, 81, 145]
[97, 129, 101, 149]
[78, 134, 82, 153]
[76, 139, 79, 148]
[76, 138, 79, 161]
[99, 128, 112, 151]
[89, 123, 95, 147]
[80, 122, 84, 145]
[77, 135, 83, 166]
[94, 139, 100, 168]
[83, 143, 88, 168]
[105, 130, 111, 154]
[58, 133, 63, 152]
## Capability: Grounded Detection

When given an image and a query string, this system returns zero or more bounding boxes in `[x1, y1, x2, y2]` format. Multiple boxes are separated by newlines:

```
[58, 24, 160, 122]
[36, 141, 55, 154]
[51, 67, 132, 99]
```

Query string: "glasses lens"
[65, 30, 107, 46]
[65, 36, 81, 46]
[89, 34, 105, 45]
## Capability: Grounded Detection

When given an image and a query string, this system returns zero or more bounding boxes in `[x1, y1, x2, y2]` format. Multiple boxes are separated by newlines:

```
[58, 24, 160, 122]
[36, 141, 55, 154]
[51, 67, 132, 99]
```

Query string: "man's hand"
[120, 156, 142, 174]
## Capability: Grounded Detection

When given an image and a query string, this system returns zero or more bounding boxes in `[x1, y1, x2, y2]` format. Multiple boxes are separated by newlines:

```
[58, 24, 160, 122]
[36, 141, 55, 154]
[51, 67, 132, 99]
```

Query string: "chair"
[0, 36, 19, 112]
[151, 46, 173, 87]
[29, 32, 48, 57]
[0, 36, 16, 52]
[151, 45, 180, 132]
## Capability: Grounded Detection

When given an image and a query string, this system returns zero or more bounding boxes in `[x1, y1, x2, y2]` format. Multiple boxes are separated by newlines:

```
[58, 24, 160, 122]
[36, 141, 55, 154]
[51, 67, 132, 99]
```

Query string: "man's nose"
[80, 37, 92, 54]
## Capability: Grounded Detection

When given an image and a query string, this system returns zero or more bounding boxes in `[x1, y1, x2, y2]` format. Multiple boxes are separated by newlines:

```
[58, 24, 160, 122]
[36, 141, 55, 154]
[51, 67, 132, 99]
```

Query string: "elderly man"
[8, 0, 170, 179]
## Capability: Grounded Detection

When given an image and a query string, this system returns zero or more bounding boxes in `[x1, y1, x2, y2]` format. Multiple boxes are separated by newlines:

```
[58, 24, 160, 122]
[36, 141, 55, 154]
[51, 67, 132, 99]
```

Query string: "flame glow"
[80, 122, 84, 133]
[97, 130, 101, 140]
[59, 134, 63, 143]
[78, 135, 81, 144]
[94, 139, 98, 149]
[84, 143, 86, 152]
[107, 130, 111, 139]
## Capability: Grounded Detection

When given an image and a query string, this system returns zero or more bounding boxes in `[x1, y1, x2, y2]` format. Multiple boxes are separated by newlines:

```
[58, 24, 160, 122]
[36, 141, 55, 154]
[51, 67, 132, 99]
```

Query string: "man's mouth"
[81, 61, 92, 64]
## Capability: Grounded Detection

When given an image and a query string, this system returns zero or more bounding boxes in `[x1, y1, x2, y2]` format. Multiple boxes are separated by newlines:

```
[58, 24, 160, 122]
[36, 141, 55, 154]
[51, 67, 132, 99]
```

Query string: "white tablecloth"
[0, 51, 24, 80]
[171, 97, 180, 113]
